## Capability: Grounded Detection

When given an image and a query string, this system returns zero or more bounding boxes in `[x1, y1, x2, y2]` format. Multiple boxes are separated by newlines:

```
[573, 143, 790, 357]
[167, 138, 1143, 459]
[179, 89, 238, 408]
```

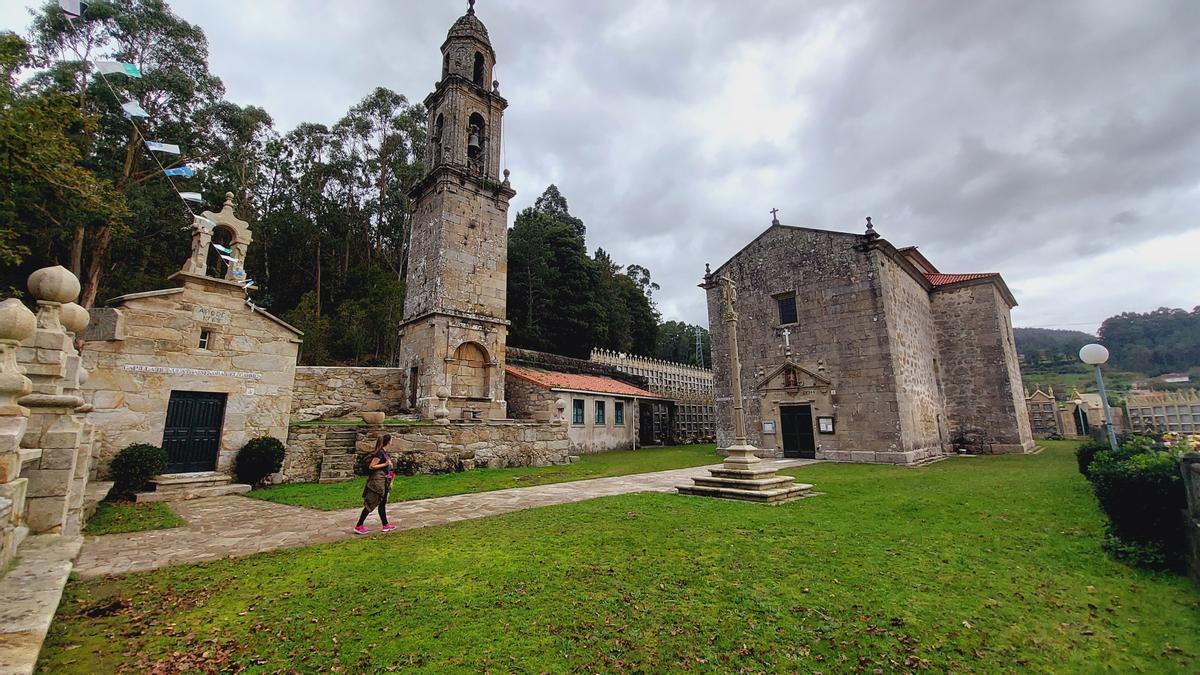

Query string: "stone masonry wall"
[291, 367, 408, 416]
[282, 420, 569, 482]
[707, 226, 905, 461]
[878, 252, 948, 455]
[930, 283, 1034, 453]
[505, 375, 559, 421]
[83, 276, 301, 475]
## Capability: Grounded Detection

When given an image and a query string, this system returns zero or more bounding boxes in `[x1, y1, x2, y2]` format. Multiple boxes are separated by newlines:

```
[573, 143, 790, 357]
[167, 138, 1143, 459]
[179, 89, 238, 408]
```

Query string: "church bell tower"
[398, 0, 516, 420]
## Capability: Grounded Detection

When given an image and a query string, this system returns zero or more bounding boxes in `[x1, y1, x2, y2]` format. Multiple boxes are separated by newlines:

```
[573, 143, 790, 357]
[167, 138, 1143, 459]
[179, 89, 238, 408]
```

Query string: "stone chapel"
[704, 217, 1034, 464]
[398, 1, 515, 421]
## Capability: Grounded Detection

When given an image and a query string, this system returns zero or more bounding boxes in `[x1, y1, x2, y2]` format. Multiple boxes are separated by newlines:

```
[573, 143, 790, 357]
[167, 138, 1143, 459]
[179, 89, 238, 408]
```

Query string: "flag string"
[62, 3, 254, 294]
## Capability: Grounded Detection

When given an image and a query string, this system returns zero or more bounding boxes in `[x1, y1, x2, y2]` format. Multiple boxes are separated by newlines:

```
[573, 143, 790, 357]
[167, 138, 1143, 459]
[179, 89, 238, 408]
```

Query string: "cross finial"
[770, 208, 780, 225]
[467, 0, 476, 15]
[865, 216, 873, 232]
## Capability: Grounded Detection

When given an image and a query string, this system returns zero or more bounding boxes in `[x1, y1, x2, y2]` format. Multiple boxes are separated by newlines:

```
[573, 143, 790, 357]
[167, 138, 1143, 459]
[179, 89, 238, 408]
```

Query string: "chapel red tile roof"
[924, 272, 999, 287]
[505, 365, 660, 398]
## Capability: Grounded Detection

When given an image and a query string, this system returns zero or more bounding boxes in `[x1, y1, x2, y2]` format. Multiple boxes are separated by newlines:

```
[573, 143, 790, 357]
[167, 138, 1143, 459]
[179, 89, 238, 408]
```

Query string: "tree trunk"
[69, 223, 85, 278]
[79, 224, 112, 309]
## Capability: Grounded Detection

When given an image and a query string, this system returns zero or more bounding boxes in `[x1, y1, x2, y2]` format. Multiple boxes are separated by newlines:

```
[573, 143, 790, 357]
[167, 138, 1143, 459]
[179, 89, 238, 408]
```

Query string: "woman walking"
[354, 434, 396, 534]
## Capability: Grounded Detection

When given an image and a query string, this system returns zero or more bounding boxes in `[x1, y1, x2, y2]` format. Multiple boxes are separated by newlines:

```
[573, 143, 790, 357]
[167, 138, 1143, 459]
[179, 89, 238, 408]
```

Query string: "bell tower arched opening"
[205, 226, 235, 279]
[467, 112, 486, 173]
[472, 51, 486, 86]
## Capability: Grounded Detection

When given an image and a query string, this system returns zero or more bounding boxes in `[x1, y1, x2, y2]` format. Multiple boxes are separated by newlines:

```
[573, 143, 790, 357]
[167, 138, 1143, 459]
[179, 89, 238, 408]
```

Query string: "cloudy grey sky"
[4, 1, 1198, 333]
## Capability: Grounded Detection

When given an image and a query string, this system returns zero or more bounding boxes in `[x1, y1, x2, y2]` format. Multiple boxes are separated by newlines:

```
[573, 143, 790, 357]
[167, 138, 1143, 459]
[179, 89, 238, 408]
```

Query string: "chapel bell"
[468, 127, 482, 151]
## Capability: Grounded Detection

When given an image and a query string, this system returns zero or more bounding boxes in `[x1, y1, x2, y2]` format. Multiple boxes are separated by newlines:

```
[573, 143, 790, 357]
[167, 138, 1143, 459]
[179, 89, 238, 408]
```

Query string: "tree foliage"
[1099, 307, 1200, 376]
[507, 185, 659, 358]
[655, 320, 711, 367]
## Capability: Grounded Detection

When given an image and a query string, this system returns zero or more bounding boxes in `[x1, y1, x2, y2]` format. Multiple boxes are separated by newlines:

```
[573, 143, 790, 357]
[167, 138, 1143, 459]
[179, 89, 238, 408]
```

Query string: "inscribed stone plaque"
[193, 305, 231, 325]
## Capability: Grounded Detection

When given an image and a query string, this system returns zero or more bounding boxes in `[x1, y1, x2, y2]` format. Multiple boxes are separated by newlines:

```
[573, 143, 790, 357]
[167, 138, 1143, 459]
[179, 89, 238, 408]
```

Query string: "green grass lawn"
[247, 443, 722, 510]
[41, 441, 1200, 672]
[82, 502, 186, 536]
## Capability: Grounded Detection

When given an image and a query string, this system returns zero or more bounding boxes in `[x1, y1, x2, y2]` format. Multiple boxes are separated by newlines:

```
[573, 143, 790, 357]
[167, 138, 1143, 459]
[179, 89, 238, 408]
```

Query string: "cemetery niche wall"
[82, 194, 302, 478]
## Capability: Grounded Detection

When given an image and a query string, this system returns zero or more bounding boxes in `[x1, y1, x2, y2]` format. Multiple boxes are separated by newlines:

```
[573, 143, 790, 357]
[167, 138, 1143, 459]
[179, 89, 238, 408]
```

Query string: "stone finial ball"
[27, 265, 81, 303]
[60, 302, 90, 334]
[1079, 343, 1109, 366]
[0, 298, 36, 342]
[435, 386, 450, 399]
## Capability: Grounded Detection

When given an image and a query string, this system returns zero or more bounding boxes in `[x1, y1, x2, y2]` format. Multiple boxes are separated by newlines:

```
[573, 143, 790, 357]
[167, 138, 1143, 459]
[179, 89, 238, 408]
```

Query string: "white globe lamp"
[1079, 343, 1117, 451]
[1079, 344, 1109, 366]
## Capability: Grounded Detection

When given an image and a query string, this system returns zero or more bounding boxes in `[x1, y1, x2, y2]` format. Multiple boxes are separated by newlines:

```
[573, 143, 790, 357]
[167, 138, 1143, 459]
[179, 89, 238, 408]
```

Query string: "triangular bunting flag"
[59, 0, 81, 17]
[94, 61, 141, 78]
[219, 254, 238, 264]
[211, 243, 233, 254]
[179, 192, 202, 202]
[144, 141, 180, 154]
[121, 100, 149, 118]
[163, 166, 195, 178]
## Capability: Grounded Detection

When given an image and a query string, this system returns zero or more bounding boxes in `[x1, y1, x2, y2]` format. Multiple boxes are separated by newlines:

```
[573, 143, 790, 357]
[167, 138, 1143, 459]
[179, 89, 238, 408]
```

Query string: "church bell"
[468, 130, 481, 150]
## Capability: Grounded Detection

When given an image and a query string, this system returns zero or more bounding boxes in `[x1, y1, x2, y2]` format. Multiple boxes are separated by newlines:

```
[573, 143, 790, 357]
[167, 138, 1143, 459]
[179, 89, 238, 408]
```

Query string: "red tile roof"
[505, 365, 660, 398]
[924, 272, 998, 287]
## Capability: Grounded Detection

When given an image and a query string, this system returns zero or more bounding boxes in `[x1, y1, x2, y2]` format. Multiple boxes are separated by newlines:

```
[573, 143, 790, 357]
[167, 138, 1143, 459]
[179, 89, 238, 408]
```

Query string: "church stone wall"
[291, 367, 408, 416]
[878, 253, 948, 456]
[930, 283, 1034, 453]
[83, 277, 301, 475]
[282, 421, 569, 481]
[706, 227, 905, 460]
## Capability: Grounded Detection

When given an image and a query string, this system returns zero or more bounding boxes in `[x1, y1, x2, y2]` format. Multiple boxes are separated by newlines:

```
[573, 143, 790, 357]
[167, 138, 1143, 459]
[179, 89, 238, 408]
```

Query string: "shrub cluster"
[108, 443, 168, 497]
[1080, 435, 1187, 570]
[235, 436, 286, 487]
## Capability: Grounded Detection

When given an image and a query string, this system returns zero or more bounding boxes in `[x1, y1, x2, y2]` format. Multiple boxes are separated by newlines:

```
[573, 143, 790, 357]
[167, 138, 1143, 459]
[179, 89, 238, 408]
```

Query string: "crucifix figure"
[770, 208, 780, 225]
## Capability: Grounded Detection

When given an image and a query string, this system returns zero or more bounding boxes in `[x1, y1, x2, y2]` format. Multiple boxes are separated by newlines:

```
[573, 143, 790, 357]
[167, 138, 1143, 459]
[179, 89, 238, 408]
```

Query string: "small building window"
[615, 401, 625, 426]
[572, 399, 584, 425]
[776, 294, 798, 325]
[198, 329, 212, 350]
[595, 400, 606, 426]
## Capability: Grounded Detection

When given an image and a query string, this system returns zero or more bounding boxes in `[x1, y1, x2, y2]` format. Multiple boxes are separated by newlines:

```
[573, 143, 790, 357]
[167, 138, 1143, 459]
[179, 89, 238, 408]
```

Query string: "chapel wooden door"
[162, 391, 227, 473]
[780, 404, 816, 459]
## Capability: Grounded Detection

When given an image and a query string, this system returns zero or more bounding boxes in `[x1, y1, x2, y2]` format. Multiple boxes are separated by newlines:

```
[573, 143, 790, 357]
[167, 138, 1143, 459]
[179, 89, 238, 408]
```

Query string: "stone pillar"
[0, 299, 37, 569]
[17, 266, 93, 535]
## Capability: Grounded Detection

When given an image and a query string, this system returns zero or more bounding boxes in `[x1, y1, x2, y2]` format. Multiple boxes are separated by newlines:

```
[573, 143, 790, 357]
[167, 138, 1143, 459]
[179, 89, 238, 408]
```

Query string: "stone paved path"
[74, 459, 815, 578]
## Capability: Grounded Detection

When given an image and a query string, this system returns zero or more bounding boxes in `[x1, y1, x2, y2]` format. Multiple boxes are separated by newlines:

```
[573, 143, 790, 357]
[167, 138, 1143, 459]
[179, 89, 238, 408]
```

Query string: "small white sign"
[762, 420, 776, 434]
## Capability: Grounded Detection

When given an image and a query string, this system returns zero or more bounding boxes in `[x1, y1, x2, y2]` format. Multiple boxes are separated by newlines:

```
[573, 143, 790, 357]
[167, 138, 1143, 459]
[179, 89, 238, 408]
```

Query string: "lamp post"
[1079, 343, 1119, 452]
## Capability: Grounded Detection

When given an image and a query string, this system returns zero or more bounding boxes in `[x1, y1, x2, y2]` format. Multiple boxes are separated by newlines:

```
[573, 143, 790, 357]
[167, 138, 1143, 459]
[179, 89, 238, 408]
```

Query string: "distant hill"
[1014, 327, 1096, 369]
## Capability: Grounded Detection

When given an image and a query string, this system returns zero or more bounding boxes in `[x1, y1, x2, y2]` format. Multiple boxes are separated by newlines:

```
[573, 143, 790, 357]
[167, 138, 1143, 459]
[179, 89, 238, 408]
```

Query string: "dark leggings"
[357, 502, 387, 527]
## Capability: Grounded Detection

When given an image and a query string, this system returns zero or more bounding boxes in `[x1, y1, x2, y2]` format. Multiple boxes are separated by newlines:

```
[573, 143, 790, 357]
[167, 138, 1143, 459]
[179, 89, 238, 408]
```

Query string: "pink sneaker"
[353, 525, 368, 535]
[381, 524, 397, 533]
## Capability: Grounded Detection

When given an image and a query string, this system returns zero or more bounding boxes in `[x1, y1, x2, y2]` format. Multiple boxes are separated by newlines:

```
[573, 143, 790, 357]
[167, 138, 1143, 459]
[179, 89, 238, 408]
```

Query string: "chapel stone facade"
[398, 3, 515, 421]
[705, 220, 1034, 464]
[82, 195, 302, 478]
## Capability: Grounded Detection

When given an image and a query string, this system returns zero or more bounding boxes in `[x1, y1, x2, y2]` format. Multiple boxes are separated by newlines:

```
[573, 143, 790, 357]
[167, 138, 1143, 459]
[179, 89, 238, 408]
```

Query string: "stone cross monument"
[678, 270, 812, 503]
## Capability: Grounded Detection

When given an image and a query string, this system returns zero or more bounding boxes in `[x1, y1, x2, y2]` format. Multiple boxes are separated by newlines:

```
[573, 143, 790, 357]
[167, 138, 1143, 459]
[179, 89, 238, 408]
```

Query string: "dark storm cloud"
[4, 0, 1195, 332]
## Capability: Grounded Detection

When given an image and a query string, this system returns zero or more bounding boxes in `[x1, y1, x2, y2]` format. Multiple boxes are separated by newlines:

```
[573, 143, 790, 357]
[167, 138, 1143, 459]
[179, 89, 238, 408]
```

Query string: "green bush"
[1087, 450, 1186, 569]
[108, 444, 168, 498]
[235, 437, 286, 487]
[1075, 438, 1111, 477]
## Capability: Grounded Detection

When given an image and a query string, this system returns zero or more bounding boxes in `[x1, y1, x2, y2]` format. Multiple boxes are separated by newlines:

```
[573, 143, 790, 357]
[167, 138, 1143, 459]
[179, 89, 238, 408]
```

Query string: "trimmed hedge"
[235, 436, 286, 487]
[1085, 437, 1186, 570]
[109, 443, 168, 498]
[1075, 438, 1111, 477]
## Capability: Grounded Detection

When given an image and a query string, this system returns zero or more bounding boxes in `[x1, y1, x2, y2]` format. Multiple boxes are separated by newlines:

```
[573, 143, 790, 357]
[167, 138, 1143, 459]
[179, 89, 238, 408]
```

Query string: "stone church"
[705, 218, 1034, 464]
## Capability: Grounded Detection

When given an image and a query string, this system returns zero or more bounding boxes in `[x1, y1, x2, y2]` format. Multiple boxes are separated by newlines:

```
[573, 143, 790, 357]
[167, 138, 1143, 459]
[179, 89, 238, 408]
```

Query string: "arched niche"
[449, 341, 490, 399]
[467, 112, 486, 173]
[205, 225, 236, 278]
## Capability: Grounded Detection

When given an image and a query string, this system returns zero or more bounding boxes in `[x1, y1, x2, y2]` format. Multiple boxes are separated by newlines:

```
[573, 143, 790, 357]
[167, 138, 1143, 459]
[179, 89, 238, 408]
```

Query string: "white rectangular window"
[198, 329, 212, 350]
